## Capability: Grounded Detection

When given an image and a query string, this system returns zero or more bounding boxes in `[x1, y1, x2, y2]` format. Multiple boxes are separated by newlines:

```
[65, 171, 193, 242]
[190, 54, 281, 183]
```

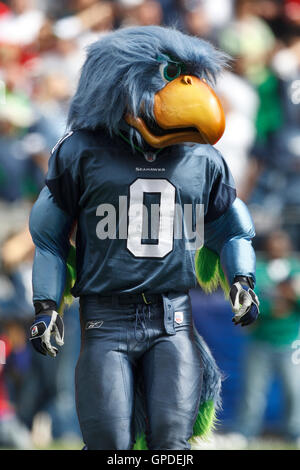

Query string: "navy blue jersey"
[46, 129, 236, 296]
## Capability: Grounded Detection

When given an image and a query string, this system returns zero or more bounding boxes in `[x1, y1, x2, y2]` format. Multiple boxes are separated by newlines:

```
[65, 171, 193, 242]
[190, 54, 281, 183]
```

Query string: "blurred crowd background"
[0, 0, 300, 450]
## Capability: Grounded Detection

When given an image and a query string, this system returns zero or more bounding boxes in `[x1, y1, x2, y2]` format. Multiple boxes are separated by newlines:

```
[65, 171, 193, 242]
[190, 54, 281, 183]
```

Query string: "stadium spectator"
[0, 0, 299, 450]
[235, 231, 300, 444]
[240, 19, 300, 249]
[0, 0, 45, 46]
[215, 71, 259, 193]
[0, 333, 32, 448]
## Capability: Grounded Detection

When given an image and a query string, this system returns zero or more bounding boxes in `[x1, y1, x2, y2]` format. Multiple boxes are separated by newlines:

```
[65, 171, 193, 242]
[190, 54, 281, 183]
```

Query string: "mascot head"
[68, 26, 227, 149]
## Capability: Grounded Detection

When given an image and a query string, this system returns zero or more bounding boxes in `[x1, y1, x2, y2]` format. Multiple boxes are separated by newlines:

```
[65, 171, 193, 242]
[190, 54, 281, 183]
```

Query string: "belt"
[85, 293, 163, 306]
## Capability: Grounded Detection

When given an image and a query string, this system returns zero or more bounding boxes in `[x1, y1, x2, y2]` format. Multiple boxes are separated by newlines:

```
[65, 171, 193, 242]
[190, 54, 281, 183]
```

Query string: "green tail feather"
[191, 400, 216, 440]
[133, 400, 216, 450]
[195, 246, 229, 297]
[133, 434, 148, 450]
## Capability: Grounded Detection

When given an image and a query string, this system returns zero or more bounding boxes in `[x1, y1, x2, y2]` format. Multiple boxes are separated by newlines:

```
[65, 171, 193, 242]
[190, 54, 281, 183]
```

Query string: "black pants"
[75, 293, 203, 450]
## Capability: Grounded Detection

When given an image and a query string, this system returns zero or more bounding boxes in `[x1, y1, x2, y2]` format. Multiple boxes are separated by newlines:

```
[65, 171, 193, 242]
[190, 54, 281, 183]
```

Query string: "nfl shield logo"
[144, 152, 156, 162]
[175, 311, 183, 325]
[31, 326, 38, 337]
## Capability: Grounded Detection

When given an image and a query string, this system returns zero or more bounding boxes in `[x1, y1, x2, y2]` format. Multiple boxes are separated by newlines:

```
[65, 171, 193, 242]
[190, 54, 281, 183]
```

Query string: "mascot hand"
[229, 276, 260, 327]
[30, 301, 64, 357]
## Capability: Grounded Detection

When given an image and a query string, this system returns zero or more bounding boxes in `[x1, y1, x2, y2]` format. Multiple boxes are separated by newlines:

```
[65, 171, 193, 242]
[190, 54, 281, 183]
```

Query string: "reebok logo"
[85, 320, 104, 330]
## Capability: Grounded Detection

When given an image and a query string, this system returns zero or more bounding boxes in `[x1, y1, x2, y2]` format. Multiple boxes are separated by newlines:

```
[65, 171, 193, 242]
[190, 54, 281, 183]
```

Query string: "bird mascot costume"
[29, 26, 259, 450]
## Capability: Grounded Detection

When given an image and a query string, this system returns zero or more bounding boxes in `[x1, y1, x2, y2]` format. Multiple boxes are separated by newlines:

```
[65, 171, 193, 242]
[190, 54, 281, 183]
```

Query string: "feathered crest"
[67, 26, 228, 137]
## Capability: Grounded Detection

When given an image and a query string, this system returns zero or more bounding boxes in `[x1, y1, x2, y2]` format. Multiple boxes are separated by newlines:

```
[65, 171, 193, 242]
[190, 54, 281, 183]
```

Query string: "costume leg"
[141, 310, 203, 450]
[75, 299, 135, 450]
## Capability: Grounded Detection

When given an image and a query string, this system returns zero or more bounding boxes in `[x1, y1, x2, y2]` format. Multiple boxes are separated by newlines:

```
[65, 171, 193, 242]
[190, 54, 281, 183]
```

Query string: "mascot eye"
[160, 62, 182, 82]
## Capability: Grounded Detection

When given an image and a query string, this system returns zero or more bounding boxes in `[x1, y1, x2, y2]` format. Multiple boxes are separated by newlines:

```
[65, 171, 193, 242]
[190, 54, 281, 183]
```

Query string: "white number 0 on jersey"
[127, 179, 176, 258]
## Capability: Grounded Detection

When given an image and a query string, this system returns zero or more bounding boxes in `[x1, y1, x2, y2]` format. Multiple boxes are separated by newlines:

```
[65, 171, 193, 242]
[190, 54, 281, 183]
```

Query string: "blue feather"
[67, 26, 228, 140]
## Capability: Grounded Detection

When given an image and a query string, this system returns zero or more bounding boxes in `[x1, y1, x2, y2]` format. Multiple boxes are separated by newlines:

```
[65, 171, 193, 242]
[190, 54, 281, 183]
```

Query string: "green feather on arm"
[195, 246, 229, 297]
[58, 244, 77, 314]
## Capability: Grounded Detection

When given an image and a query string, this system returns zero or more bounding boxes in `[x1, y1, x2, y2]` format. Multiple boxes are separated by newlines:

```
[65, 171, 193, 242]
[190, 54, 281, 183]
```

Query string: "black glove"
[29, 300, 64, 357]
[229, 276, 260, 327]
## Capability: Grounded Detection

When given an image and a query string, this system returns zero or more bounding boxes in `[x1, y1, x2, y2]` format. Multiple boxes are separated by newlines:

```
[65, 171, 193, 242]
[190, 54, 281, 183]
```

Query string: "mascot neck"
[118, 119, 164, 159]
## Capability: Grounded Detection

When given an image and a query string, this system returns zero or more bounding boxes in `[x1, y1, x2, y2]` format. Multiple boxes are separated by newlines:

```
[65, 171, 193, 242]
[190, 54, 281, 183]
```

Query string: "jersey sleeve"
[204, 198, 256, 286]
[29, 186, 73, 306]
[45, 132, 81, 217]
[205, 150, 236, 223]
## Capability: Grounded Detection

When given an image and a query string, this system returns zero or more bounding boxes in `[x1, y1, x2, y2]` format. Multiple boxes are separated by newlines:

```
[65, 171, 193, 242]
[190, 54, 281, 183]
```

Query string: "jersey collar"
[118, 129, 163, 163]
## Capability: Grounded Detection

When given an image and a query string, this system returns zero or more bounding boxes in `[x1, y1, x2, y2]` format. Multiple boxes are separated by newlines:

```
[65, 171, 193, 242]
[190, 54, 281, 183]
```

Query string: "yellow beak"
[126, 75, 225, 149]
